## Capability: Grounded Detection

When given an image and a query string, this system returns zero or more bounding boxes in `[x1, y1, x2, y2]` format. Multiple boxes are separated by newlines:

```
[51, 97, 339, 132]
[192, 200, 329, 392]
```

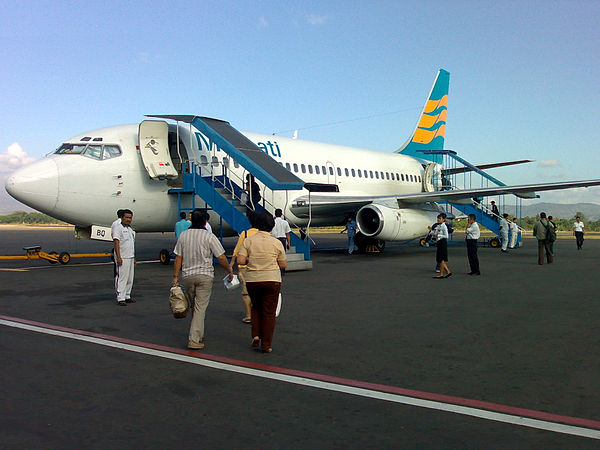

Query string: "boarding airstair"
[421, 150, 526, 247]
[157, 115, 312, 271]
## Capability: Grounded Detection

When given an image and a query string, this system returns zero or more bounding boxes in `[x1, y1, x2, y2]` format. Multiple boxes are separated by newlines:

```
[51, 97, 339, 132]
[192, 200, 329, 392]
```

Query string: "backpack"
[446, 222, 454, 234]
[546, 222, 556, 243]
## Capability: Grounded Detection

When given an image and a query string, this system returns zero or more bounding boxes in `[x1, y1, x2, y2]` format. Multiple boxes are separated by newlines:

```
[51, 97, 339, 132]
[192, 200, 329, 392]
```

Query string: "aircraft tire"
[159, 249, 171, 265]
[59, 252, 71, 265]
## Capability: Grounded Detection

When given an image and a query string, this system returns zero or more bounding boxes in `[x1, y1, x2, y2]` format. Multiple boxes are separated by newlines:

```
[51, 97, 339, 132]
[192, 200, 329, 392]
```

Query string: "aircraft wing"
[291, 179, 600, 216]
[392, 179, 600, 204]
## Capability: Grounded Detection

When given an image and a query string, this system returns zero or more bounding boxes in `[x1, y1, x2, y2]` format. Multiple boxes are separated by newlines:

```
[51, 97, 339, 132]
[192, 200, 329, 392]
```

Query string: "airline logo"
[195, 132, 282, 158]
[413, 94, 447, 145]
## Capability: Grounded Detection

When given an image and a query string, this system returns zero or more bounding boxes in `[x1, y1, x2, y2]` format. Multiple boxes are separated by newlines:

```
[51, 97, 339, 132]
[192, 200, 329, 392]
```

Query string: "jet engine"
[356, 204, 439, 242]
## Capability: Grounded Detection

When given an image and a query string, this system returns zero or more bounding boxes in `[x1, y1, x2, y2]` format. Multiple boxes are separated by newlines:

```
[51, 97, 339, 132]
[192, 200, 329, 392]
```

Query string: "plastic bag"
[169, 285, 188, 318]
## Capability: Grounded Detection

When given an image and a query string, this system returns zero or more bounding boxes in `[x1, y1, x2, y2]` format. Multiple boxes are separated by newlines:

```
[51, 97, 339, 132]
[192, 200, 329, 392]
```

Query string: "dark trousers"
[466, 239, 480, 274]
[537, 239, 554, 265]
[575, 231, 584, 249]
[246, 281, 281, 351]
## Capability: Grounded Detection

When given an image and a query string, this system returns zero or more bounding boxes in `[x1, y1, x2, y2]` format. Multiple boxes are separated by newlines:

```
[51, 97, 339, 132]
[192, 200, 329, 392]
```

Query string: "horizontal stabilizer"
[443, 159, 534, 176]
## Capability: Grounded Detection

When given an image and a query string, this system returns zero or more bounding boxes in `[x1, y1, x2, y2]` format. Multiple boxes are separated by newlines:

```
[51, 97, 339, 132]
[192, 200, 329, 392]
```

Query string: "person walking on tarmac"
[533, 212, 554, 265]
[173, 210, 233, 350]
[174, 211, 191, 239]
[465, 214, 481, 275]
[499, 213, 510, 252]
[342, 216, 358, 255]
[231, 211, 260, 324]
[509, 217, 519, 249]
[432, 214, 452, 278]
[548, 215, 557, 255]
[573, 216, 585, 250]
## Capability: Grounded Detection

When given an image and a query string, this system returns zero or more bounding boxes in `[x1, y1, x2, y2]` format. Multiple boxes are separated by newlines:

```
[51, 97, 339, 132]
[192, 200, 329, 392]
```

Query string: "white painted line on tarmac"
[2, 316, 599, 440]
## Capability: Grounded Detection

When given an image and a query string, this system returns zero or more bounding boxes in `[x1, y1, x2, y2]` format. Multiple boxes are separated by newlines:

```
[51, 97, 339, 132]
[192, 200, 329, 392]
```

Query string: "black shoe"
[118, 301, 127, 306]
[125, 298, 136, 303]
[473, 272, 481, 275]
[468, 272, 475, 275]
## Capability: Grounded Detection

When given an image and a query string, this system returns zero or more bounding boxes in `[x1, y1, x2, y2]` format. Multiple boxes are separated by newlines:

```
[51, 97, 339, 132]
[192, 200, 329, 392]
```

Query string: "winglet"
[396, 69, 449, 162]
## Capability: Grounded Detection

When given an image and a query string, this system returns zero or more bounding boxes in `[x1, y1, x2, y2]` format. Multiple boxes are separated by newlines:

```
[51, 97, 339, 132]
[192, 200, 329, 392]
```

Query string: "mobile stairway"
[421, 150, 526, 248]
[157, 115, 312, 271]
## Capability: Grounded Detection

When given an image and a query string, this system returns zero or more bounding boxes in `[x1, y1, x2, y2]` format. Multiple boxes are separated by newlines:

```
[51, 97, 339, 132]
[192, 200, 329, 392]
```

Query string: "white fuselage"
[5, 123, 435, 238]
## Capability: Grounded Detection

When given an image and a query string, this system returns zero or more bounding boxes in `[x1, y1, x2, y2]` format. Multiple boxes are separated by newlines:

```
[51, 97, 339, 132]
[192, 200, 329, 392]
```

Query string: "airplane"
[5, 69, 600, 252]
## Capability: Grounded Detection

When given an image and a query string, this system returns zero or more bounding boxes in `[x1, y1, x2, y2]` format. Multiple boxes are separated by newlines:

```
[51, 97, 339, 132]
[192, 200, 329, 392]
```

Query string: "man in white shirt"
[499, 213, 509, 252]
[270, 209, 291, 250]
[113, 209, 136, 306]
[573, 216, 585, 250]
[111, 209, 125, 239]
[465, 214, 481, 275]
[173, 210, 233, 350]
[509, 217, 519, 249]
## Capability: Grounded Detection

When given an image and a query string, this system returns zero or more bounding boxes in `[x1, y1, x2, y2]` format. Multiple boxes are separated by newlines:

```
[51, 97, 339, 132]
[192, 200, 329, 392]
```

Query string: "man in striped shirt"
[173, 209, 233, 350]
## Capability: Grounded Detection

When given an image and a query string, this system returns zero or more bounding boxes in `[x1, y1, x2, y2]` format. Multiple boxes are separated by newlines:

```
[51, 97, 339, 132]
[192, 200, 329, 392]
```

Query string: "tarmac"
[1, 227, 599, 448]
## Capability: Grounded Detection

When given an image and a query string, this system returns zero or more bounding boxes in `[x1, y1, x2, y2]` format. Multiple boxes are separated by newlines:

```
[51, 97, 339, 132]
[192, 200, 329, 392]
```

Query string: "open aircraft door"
[138, 120, 178, 179]
[423, 162, 443, 192]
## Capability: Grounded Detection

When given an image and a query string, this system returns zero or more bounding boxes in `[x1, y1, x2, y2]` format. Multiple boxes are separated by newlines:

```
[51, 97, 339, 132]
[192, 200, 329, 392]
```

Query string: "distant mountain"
[519, 202, 600, 221]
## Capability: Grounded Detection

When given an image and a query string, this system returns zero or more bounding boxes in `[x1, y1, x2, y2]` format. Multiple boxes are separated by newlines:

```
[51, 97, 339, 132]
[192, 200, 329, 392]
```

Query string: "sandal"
[242, 317, 251, 323]
[251, 337, 260, 348]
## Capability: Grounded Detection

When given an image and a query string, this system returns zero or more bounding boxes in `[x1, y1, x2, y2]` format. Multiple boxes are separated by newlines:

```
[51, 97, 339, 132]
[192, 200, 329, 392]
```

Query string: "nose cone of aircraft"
[5, 158, 59, 214]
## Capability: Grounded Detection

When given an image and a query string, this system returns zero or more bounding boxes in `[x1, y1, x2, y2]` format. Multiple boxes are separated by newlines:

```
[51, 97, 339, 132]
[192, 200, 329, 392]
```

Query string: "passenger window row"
[282, 162, 422, 183]
[199, 155, 422, 184]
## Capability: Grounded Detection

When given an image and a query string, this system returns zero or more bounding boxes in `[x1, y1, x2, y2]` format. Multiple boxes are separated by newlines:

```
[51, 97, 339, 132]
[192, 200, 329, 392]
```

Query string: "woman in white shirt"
[432, 213, 452, 278]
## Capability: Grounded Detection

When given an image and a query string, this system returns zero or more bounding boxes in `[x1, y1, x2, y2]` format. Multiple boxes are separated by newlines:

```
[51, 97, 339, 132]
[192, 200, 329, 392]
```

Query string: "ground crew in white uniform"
[113, 209, 136, 306]
[509, 217, 519, 248]
[499, 213, 509, 252]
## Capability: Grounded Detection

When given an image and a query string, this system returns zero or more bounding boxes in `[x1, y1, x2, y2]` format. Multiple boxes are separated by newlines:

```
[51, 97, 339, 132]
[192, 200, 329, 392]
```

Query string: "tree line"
[0, 211, 67, 225]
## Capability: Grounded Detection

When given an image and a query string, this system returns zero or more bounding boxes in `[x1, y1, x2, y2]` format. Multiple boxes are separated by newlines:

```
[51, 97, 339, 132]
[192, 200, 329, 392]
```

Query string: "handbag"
[169, 285, 188, 318]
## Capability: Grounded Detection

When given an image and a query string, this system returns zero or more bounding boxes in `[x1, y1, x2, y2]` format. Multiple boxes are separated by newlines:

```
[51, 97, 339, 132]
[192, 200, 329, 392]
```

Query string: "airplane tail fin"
[396, 69, 449, 162]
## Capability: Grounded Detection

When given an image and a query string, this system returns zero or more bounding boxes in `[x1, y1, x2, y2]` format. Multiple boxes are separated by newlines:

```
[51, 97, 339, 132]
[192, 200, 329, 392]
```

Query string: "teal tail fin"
[396, 69, 449, 162]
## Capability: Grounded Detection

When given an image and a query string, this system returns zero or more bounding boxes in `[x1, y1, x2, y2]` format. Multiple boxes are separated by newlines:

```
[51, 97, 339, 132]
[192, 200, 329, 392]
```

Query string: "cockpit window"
[83, 145, 102, 159]
[55, 143, 87, 154]
[102, 145, 122, 159]
[55, 143, 122, 160]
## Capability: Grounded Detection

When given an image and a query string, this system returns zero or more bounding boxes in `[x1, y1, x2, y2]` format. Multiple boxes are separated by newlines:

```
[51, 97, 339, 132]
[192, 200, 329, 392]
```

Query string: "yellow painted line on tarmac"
[0, 268, 29, 272]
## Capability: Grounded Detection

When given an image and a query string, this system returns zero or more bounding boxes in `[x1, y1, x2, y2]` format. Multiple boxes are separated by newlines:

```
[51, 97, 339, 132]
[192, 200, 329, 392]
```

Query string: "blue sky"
[1, 0, 599, 207]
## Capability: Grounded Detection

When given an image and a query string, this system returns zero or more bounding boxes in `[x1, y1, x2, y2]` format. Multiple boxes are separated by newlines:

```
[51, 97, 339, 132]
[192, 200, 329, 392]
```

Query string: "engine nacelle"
[356, 204, 439, 241]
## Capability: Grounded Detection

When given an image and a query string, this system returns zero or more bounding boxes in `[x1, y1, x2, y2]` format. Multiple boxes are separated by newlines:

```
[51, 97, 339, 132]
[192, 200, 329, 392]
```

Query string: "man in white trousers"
[509, 217, 519, 249]
[113, 209, 136, 306]
[499, 213, 510, 252]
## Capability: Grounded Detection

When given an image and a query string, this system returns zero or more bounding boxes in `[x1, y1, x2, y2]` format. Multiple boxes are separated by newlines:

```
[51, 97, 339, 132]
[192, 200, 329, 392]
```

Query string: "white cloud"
[538, 160, 558, 167]
[306, 14, 326, 25]
[0, 143, 35, 175]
